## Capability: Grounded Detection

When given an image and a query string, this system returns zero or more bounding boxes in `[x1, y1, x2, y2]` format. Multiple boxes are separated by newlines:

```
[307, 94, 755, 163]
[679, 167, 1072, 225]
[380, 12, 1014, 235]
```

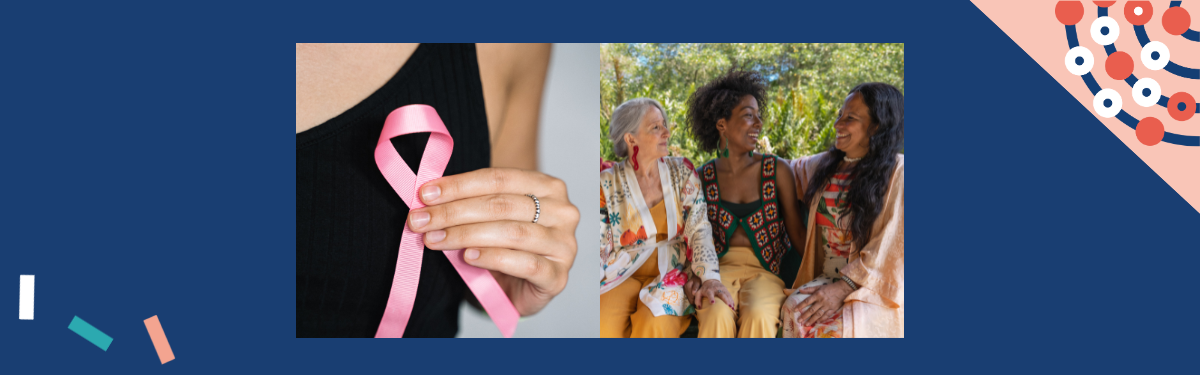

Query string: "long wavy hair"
[803, 82, 904, 251]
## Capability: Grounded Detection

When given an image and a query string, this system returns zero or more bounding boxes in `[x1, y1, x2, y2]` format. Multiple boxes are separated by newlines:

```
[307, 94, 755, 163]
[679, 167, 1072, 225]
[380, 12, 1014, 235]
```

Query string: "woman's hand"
[684, 275, 700, 304]
[794, 280, 854, 326]
[692, 279, 735, 311]
[406, 168, 580, 316]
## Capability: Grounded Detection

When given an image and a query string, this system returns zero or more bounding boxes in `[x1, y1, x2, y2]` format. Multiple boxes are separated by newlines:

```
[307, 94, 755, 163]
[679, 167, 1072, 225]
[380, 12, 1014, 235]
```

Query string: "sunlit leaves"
[601, 43, 904, 164]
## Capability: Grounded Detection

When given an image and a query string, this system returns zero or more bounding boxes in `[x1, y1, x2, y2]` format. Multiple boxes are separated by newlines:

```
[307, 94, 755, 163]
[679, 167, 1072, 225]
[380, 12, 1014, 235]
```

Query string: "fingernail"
[425, 230, 446, 243]
[410, 211, 430, 229]
[420, 185, 441, 203]
[464, 249, 479, 260]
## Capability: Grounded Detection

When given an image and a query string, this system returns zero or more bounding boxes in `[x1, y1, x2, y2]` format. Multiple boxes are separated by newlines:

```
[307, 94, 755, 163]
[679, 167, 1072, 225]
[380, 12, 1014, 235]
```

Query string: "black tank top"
[296, 44, 491, 337]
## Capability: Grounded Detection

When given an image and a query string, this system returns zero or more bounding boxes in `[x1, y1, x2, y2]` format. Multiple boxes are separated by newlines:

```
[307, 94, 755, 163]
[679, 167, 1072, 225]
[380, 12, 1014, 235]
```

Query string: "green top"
[699, 154, 794, 275]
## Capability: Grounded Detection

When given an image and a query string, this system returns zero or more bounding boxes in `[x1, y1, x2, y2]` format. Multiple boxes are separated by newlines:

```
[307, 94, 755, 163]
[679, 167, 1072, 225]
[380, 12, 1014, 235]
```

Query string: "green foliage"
[600, 43, 904, 165]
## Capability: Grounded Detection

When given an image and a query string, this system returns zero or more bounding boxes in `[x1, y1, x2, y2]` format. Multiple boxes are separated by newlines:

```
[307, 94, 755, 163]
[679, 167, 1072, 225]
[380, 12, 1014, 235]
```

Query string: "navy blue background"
[3, 0, 1196, 373]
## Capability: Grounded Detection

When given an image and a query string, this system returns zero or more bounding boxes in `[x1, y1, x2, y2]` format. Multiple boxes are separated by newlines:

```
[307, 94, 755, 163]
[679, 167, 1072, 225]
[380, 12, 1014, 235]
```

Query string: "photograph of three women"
[296, 43, 902, 338]
[598, 43, 903, 338]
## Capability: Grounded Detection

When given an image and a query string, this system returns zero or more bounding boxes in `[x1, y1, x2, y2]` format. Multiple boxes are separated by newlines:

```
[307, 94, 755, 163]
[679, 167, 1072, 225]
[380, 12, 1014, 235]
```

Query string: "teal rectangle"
[68, 316, 113, 351]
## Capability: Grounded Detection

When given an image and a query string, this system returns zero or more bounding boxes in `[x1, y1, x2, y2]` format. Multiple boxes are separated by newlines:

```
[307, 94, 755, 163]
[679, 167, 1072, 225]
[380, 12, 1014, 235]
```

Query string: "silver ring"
[526, 194, 540, 224]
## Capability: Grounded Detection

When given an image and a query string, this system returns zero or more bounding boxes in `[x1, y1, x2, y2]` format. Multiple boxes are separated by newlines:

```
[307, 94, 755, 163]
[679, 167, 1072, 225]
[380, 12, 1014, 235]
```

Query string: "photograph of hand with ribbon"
[599, 43, 904, 338]
[297, 43, 596, 338]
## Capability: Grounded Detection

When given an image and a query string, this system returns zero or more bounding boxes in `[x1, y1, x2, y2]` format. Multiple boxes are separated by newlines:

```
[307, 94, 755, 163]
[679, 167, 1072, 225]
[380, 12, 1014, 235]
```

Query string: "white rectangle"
[19, 275, 34, 320]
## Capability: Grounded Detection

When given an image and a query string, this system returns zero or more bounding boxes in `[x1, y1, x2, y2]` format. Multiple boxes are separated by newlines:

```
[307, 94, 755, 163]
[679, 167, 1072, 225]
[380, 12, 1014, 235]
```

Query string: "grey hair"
[608, 98, 667, 159]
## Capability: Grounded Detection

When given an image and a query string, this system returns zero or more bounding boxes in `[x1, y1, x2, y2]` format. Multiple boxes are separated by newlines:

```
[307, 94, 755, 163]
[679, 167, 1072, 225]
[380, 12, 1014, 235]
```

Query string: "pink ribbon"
[373, 104, 519, 338]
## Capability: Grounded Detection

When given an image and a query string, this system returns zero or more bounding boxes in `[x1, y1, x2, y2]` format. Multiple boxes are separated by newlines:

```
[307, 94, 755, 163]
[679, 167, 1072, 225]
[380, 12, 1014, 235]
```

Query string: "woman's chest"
[716, 167, 762, 203]
[637, 185, 664, 208]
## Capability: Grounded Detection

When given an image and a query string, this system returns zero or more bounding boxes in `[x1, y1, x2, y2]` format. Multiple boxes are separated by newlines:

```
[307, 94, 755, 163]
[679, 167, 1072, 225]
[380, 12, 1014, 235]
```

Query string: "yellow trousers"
[599, 249, 691, 338]
[695, 246, 787, 338]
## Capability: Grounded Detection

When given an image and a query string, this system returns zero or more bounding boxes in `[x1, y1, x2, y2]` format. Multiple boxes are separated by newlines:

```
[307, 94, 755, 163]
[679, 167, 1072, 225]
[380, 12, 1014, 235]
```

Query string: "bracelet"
[840, 275, 859, 291]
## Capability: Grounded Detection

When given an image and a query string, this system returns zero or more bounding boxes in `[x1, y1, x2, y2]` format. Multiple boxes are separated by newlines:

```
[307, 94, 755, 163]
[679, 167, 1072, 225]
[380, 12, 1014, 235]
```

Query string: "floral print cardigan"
[600, 157, 721, 316]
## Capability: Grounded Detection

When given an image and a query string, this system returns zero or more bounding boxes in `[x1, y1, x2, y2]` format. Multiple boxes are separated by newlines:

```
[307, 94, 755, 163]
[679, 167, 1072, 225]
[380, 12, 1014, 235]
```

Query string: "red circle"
[1093, 1, 1116, 7]
[1056, 1, 1084, 25]
[1163, 7, 1191, 36]
[1136, 117, 1164, 146]
[1167, 92, 1196, 122]
[1125, 2, 1154, 26]
[1104, 51, 1134, 80]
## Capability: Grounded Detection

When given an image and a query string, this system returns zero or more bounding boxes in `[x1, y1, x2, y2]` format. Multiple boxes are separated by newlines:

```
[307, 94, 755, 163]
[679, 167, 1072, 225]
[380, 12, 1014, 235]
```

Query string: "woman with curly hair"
[684, 70, 807, 338]
[600, 98, 733, 338]
[782, 82, 904, 338]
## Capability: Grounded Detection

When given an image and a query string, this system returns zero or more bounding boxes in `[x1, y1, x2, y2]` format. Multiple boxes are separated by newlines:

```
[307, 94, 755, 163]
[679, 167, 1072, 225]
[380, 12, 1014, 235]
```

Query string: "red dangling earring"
[632, 146, 640, 171]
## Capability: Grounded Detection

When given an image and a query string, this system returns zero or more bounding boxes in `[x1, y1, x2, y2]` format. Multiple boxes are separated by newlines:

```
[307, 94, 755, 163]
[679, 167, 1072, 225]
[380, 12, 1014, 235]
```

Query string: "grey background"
[458, 43, 599, 338]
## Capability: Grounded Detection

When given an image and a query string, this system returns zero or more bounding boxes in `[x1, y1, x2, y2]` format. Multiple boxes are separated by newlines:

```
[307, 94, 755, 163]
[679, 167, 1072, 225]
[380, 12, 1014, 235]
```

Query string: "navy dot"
[1181, 102, 1188, 111]
[1075, 56, 1084, 65]
[1104, 99, 1113, 108]
[1101, 26, 1109, 35]
[1151, 51, 1160, 60]
[1143, 88, 1152, 97]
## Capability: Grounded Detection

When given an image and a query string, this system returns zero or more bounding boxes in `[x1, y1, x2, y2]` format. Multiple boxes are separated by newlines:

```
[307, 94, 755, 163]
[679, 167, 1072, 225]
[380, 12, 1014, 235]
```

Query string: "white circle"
[1090, 17, 1120, 46]
[1093, 89, 1123, 118]
[1065, 46, 1094, 75]
[1140, 41, 1170, 70]
[1132, 78, 1161, 107]
[1135, 7, 1143, 16]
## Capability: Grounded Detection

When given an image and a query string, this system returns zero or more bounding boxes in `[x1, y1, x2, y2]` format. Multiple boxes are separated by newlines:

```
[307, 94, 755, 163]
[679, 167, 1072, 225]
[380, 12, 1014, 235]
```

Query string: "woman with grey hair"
[600, 98, 733, 337]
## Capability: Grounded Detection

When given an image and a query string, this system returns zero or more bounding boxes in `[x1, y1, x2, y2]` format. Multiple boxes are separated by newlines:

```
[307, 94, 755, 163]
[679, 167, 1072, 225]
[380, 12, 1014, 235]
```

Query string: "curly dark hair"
[686, 70, 767, 153]
[804, 82, 904, 252]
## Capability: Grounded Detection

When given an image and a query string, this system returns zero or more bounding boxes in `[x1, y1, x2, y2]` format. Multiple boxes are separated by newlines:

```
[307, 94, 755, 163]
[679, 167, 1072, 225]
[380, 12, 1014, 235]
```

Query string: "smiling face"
[716, 95, 763, 154]
[624, 106, 670, 161]
[834, 92, 873, 158]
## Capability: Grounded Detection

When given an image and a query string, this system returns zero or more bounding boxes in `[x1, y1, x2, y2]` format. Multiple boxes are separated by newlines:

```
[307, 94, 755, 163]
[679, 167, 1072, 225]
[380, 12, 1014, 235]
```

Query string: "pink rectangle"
[143, 315, 175, 364]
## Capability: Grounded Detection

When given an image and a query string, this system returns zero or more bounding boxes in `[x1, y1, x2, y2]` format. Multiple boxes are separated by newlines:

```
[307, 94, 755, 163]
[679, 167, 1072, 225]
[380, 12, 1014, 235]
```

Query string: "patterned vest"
[700, 154, 794, 275]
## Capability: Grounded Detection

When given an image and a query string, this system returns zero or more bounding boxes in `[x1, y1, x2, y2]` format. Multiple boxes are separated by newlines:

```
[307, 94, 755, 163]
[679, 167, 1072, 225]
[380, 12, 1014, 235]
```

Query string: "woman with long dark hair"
[782, 82, 904, 338]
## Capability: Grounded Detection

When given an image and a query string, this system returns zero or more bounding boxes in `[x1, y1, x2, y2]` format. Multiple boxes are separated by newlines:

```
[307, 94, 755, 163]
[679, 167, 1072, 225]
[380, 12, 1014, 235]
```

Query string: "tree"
[601, 43, 904, 164]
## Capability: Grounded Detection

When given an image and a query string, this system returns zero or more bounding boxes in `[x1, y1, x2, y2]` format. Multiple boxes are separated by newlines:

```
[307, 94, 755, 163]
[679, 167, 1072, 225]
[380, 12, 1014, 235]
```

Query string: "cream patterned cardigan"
[600, 157, 721, 316]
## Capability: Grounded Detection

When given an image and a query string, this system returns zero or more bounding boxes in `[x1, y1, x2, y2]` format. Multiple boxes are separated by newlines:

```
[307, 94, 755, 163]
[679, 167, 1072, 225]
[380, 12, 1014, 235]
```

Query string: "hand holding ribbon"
[375, 104, 580, 338]
[409, 166, 580, 319]
[374, 105, 519, 338]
